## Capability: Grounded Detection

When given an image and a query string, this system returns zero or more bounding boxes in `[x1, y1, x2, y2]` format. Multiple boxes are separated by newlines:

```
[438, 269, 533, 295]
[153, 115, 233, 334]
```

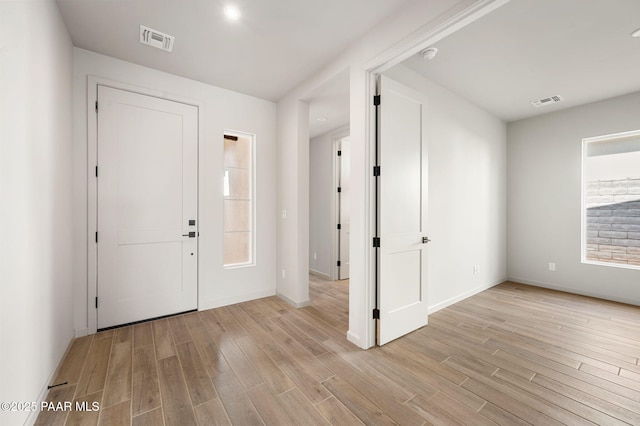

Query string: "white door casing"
[339, 137, 351, 280]
[97, 85, 198, 329]
[377, 75, 429, 345]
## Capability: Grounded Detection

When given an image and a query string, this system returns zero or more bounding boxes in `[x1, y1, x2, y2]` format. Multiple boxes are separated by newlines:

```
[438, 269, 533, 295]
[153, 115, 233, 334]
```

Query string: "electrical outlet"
[473, 265, 479, 275]
[313, 252, 317, 260]
[281, 269, 286, 278]
[281, 210, 287, 220]
[549, 262, 556, 271]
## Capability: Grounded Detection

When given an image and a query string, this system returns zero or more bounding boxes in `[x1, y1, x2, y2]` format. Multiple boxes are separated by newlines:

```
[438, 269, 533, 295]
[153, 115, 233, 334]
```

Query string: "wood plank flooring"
[36, 278, 640, 425]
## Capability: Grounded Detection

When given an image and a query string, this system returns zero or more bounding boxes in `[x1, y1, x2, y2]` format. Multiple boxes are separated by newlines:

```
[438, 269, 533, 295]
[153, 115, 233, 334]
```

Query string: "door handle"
[182, 232, 196, 238]
[422, 236, 431, 244]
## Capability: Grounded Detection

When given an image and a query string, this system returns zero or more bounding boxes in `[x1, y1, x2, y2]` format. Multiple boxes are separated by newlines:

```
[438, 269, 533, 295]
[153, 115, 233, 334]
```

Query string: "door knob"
[422, 236, 431, 244]
[182, 232, 196, 238]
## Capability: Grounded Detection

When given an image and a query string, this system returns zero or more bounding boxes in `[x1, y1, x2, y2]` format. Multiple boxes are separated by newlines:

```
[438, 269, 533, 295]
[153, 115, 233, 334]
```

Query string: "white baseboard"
[199, 289, 276, 311]
[75, 328, 89, 338]
[347, 330, 370, 349]
[309, 269, 332, 281]
[276, 292, 310, 308]
[25, 370, 56, 425]
[508, 276, 640, 307]
[25, 331, 76, 425]
[428, 278, 505, 315]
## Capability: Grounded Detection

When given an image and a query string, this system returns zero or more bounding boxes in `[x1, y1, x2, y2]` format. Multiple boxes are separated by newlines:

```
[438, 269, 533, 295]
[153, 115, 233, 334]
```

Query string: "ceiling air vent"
[531, 95, 564, 108]
[140, 25, 174, 52]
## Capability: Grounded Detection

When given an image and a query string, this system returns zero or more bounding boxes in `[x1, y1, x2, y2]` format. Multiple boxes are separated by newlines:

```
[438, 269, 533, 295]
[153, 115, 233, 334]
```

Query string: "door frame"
[332, 128, 350, 281]
[361, 0, 510, 346]
[86, 76, 204, 335]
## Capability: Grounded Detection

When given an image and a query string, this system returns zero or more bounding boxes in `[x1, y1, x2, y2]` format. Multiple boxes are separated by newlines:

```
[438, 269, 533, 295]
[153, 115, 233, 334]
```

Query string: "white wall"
[276, 99, 311, 306]
[73, 49, 277, 334]
[384, 65, 507, 311]
[276, 0, 502, 348]
[0, 1, 74, 424]
[309, 127, 348, 277]
[508, 91, 640, 305]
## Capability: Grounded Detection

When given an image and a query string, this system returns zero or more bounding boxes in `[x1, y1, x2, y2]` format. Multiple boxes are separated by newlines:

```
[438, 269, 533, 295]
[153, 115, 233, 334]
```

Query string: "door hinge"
[373, 95, 381, 106]
[373, 308, 380, 319]
[337, 187, 342, 193]
[373, 166, 381, 176]
[95, 166, 98, 177]
[373, 237, 380, 247]
[337, 223, 341, 230]
[95, 232, 98, 243]
[95, 297, 98, 309]
[337, 150, 342, 156]
[95, 101, 98, 113]
[337, 260, 341, 267]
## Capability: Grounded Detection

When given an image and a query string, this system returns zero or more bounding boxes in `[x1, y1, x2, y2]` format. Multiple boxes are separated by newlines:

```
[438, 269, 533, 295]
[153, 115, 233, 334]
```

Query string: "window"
[223, 132, 255, 267]
[582, 130, 640, 269]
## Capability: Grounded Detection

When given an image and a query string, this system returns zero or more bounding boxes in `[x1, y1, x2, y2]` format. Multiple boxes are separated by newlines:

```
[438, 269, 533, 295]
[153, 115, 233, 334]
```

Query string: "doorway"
[374, 75, 429, 345]
[335, 135, 351, 280]
[95, 85, 198, 329]
[283, 2, 505, 349]
[307, 69, 350, 285]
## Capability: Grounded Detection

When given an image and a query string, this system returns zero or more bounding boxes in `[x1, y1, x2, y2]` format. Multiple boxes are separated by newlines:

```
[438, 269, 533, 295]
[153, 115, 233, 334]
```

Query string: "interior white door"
[97, 85, 198, 329]
[377, 75, 429, 345]
[339, 137, 351, 280]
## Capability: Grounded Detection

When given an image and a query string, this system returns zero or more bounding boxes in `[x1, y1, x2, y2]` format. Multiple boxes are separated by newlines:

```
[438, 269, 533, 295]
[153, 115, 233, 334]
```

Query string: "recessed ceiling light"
[224, 5, 241, 21]
[632, 28, 640, 38]
[317, 117, 328, 122]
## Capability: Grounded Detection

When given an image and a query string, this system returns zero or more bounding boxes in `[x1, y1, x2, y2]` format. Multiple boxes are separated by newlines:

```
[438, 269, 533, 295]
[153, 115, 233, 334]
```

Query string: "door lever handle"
[182, 232, 196, 238]
[422, 236, 431, 244]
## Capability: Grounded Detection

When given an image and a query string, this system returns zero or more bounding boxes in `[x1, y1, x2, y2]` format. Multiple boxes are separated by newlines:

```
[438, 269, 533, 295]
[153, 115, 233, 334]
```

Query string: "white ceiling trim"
[306, 0, 511, 140]
[364, 0, 511, 73]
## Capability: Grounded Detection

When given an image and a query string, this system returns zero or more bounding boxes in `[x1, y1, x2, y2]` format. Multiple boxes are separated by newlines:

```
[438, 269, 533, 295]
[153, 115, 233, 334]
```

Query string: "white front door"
[338, 137, 351, 280]
[377, 75, 429, 345]
[97, 85, 198, 329]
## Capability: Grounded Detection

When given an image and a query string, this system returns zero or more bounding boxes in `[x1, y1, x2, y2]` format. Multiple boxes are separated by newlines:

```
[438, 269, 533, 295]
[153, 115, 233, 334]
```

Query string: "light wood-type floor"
[36, 278, 640, 425]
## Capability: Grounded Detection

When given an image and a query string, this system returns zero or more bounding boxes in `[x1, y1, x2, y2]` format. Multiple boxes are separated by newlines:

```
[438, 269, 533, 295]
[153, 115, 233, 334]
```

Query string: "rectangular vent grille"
[531, 95, 564, 108]
[140, 25, 174, 52]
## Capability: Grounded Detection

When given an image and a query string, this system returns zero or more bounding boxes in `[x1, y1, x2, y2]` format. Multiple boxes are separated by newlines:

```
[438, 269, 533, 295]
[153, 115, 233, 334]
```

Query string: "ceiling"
[307, 69, 350, 138]
[400, 0, 640, 122]
[55, 0, 640, 133]
[55, 0, 412, 102]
